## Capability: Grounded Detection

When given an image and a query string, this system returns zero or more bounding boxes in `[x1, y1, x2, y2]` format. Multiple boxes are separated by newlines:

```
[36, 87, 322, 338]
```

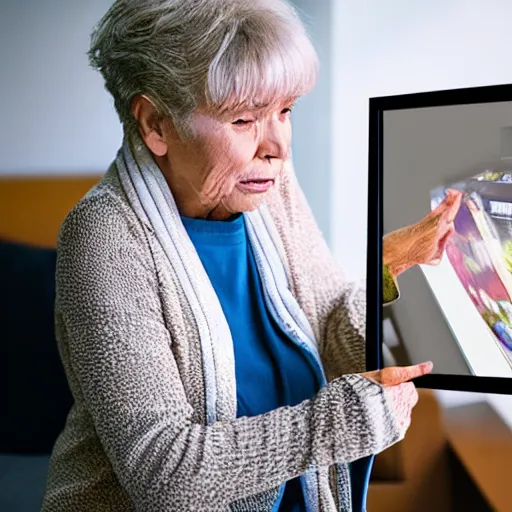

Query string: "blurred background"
[1, 0, 512, 510]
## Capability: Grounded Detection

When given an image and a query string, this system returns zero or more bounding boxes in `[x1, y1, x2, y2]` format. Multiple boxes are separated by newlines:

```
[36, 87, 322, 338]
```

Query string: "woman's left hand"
[383, 189, 463, 278]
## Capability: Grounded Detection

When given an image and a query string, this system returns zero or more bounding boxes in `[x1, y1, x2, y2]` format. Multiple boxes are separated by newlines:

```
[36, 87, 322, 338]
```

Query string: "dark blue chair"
[0, 240, 73, 511]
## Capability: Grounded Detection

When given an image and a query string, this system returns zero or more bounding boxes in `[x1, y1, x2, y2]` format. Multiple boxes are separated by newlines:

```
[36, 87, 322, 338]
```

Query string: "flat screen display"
[369, 85, 512, 393]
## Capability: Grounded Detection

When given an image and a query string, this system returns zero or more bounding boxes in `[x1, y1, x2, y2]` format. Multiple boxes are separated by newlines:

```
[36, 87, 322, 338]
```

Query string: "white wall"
[0, 0, 122, 175]
[0, 0, 333, 241]
[332, 0, 512, 425]
[291, 0, 333, 244]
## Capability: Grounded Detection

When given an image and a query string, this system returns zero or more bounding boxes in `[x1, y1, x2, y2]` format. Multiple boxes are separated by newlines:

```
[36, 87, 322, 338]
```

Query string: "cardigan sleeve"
[54, 191, 404, 511]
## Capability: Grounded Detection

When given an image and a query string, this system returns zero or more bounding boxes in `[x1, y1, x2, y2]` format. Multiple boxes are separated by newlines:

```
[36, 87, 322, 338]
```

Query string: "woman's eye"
[232, 119, 253, 126]
[281, 107, 293, 114]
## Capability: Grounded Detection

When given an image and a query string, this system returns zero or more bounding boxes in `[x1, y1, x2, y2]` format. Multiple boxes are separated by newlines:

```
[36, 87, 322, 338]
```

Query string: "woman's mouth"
[236, 178, 275, 194]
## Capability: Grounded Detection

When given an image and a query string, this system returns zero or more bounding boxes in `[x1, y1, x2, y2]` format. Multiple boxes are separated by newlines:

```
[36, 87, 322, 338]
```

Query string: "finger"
[436, 201, 461, 232]
[425, 194, 458, 228]
[443, 190, 456, 206]
[430, 199, 449, 218]
[435, 190, 462, 225]
[420, 209, 445, 233]
[428, 224, 454, 263]
[445, 188, 462, 201]
[438, 225, 455, 251]
[360, 369, 382, 383]
[445, 193, 462, 223]
[379, 361, 433, 386]
[445, 189, 463, 203]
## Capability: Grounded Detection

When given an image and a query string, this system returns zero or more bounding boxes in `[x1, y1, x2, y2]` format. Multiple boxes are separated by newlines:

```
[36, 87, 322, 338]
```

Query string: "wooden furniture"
[442, 401, 512, 512]
[369, 308, 452, 510]
[0, 175, 101, 247]
[368, 389, 452, 512]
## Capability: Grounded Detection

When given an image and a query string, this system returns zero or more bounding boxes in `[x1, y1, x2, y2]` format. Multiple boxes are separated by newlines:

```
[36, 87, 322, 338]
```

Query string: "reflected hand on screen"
[383, 189, 463, 276]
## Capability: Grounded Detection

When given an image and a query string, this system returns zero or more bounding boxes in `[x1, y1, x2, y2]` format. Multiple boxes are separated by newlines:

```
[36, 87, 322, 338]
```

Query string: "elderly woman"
[41, 1, 461, 511]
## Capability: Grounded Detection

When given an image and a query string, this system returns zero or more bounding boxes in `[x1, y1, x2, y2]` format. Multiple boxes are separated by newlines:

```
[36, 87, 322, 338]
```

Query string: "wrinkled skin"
[383, 189, 463, 278]
[131, 95, 293, 220]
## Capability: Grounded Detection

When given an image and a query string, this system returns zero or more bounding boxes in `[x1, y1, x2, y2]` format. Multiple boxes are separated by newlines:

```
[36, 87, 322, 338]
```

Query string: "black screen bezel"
[367, 83, 512, 395]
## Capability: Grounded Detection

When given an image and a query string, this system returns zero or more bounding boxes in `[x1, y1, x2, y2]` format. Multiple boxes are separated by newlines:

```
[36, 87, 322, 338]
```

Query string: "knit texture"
[41, 164, 404, 511]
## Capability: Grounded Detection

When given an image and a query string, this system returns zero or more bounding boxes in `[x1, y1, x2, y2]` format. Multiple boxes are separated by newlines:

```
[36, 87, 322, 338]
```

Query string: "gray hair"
[88, 0, 319, 137]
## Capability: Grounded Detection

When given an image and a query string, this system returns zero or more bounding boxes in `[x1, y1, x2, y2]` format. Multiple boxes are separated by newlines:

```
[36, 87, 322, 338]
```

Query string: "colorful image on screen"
[431, 173, 512, 369]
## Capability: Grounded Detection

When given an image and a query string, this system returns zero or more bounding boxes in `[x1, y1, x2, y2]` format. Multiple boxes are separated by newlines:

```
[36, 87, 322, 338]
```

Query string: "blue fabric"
[182, 214, 321, 511]
[181, 214, 372, 511]
[349, 456, 375, 512]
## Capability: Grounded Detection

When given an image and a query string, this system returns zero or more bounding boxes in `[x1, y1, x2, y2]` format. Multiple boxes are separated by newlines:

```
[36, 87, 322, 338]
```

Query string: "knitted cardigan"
[41, 160, 402, 512]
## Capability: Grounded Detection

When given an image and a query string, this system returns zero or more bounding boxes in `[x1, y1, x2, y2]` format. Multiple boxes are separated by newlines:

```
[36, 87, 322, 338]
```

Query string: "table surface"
[442, 401, 512, 512]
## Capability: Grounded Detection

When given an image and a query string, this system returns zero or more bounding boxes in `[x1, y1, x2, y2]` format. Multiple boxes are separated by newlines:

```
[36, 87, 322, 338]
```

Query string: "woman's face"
[142, 100, 294, 220]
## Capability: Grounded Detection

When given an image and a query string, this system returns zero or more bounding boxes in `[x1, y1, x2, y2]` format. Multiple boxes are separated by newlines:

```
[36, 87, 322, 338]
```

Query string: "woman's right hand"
[361, 361, 433, 433]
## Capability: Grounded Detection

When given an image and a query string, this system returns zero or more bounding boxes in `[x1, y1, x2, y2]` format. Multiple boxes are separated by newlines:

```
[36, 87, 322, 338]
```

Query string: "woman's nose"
[257, 121, 290, 161]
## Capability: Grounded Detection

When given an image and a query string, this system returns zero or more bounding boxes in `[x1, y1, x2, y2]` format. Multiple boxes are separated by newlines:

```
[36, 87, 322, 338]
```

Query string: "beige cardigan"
[41, 161, 402, 511]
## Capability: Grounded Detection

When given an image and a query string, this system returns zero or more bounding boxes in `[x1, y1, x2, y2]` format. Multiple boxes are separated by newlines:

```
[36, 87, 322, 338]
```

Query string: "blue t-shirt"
[181, 213, 373, 511]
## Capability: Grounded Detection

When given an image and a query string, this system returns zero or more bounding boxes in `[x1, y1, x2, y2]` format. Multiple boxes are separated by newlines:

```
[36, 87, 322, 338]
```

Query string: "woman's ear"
[131, 95, 169, 157]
